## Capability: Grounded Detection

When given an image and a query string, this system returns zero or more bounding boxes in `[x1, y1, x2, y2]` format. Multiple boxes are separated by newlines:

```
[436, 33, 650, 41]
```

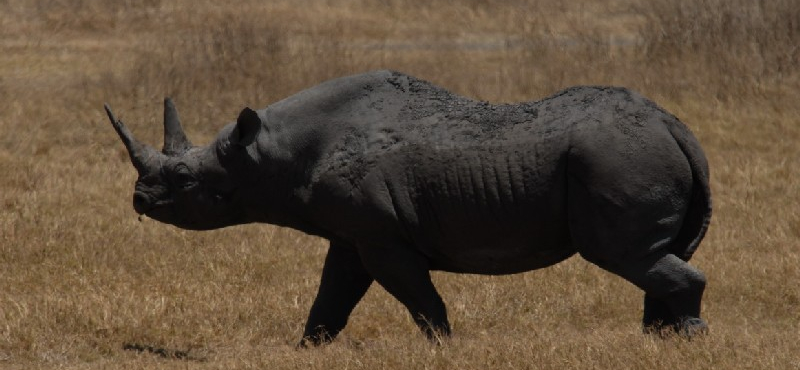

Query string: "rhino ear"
[230, 107, 261, 148]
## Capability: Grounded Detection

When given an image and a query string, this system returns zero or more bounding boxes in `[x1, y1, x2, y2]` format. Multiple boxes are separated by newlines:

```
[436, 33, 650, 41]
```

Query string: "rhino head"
[105, 98, 262, 230]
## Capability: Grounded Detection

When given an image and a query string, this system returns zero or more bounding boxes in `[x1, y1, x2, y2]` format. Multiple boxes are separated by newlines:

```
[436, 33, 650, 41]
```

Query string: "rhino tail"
[667, 119, 712, 261]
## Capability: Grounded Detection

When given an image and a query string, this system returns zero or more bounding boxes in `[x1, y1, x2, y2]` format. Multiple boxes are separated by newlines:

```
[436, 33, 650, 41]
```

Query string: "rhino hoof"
[677, 317, 709, 338]
[644, 317, 708, 339]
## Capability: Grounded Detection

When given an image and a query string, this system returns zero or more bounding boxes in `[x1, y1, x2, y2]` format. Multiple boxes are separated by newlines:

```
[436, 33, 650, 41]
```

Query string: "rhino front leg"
[359, 244, 451, 342]
[299, 241, 373, 347]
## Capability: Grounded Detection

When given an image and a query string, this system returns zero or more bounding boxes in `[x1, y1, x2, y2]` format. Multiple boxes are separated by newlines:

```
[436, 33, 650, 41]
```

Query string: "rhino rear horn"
[162, 98, 193, 155]
[104, 103, 161, 174]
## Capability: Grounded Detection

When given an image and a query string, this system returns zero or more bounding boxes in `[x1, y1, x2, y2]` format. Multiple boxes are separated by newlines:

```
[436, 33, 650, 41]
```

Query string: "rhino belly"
[406, 180, 574, 275]
[419, 216, 574, 275]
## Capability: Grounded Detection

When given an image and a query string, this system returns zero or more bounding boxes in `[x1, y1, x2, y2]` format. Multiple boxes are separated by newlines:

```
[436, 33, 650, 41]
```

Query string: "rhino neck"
[230, 136, 328, 236]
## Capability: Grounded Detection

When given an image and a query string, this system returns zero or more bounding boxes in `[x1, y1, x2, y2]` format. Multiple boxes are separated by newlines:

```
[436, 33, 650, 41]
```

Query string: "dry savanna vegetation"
[1, 0, 799, 369]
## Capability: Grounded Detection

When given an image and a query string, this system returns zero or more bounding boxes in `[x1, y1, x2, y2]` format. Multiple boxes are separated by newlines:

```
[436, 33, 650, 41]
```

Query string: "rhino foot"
[644, 317, 708, 339]
[676, 317, 709, 338]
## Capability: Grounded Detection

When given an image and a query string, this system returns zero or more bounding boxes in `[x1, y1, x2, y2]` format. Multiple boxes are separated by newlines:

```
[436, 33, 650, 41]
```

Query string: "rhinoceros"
[105, 70, 711, 345]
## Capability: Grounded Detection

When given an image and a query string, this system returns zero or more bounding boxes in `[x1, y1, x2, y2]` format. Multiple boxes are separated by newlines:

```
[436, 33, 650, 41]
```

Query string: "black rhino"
[105, 70, 711, 345]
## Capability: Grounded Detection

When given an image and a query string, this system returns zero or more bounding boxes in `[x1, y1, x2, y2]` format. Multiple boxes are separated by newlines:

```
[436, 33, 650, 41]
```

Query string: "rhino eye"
[176, 173, 197, 189]
[173, 166, 198, 190]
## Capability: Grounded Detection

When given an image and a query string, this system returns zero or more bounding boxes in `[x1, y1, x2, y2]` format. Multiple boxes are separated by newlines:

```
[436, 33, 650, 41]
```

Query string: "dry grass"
[1, 0, 799, 369]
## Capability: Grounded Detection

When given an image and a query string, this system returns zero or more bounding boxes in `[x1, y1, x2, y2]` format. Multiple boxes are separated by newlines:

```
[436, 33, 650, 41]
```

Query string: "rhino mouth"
[133, 191, 173, 215]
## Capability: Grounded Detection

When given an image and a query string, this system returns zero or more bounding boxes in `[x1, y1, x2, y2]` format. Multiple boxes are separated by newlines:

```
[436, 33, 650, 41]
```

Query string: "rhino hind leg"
[300, 241, 374, 347]
[595, 250, 708, 337]
[643, 294, 677, 332]
[567, 149, 707, 336]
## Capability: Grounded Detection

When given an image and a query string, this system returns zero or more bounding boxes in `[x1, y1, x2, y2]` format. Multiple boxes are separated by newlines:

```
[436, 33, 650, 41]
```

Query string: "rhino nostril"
[132, 192, 151, 214]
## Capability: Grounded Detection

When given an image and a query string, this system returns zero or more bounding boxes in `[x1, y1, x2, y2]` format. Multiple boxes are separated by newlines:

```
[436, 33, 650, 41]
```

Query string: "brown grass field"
[1, 0, 799, 368]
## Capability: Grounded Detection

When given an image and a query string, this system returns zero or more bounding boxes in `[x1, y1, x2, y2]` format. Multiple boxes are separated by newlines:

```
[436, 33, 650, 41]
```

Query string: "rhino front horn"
[104, 103, 161, 175]
[162, 98, 193, 155]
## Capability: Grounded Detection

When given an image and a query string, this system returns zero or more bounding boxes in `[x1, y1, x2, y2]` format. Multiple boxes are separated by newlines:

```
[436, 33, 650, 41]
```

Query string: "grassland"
[0, 0, 798, 369]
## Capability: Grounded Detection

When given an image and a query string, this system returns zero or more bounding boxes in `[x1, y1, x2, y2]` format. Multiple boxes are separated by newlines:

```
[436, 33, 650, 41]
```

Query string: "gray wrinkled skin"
[106, 70, 712, 345]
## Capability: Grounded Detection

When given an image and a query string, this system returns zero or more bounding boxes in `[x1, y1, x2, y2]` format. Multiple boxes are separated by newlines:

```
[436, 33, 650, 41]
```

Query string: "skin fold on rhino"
[105, 70, 712, 346]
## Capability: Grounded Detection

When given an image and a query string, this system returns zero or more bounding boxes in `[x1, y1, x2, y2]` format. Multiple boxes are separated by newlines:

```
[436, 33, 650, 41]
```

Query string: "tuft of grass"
[637, 0, 800, 100]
